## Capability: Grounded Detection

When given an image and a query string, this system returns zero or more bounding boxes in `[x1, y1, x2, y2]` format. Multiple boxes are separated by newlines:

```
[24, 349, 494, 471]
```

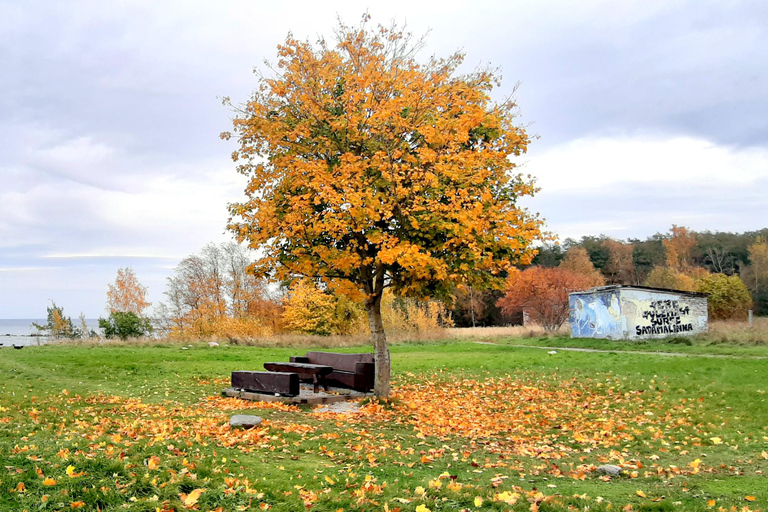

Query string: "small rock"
[596, 464, 622, 476]
[208, 342, 220, 347]
[181, 346, 188, 350]
[548, 350, 557, 355]
[230, 415, 263, 428]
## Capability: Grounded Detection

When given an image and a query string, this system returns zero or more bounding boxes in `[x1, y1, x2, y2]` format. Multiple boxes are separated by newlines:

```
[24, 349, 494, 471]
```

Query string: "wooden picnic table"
[263, 362, 333, 393]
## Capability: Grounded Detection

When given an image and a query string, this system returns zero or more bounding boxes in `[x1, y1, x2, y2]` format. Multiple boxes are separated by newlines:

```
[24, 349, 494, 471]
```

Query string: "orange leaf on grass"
[745, 496, 756, 502]
[43, 477, 57, 486]
[181, 488, 206, 507]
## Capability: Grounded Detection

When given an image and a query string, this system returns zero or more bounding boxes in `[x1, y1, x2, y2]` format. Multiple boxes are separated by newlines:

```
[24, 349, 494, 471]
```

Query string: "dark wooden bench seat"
[231, 370, 299, 396]
[263, 362, 333, 393]
[289, 352, 375, 392]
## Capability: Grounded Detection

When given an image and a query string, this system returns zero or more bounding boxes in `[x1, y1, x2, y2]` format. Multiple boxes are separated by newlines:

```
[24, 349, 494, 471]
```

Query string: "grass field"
[1, 333, 767, 511]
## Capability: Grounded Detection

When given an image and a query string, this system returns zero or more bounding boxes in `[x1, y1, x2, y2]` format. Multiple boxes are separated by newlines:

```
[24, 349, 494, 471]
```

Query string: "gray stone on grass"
[595, 464, 622, 476]
[230, 415, 263, 428]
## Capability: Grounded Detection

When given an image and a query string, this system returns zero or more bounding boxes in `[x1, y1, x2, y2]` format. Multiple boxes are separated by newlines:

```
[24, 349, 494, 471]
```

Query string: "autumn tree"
[559, 247, 605, 287]
[496, 267, 594, 331]
[602, 239, 637, 284]
[156, 242, 280, 339]
[225, 18, 542, 396]
[663, 225, 697, 271]
[32, 302, 77, 339]
[742, 236, 768, 314]
[106, 267, 151, 315]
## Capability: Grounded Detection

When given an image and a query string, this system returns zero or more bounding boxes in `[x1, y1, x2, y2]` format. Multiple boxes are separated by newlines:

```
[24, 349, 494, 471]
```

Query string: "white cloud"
[523, 134, 768, 240]
[527, 135, 768, 193]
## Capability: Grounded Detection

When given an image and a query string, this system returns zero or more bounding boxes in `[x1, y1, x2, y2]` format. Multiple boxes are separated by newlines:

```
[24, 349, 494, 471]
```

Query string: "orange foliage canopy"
[225, 18, 540, 305]
[497, 266, 596, 331]
[224, 18, 542, 395]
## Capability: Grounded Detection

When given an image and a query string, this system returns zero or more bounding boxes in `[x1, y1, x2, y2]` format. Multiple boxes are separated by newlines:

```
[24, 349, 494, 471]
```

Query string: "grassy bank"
[1, 335, 767, 511]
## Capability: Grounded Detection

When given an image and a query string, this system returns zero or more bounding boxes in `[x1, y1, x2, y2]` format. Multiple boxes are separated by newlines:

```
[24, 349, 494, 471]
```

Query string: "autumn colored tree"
[644, 265, 700, 292]
[602, 239, 637, 284]
[106, 267, 151, 315]
[663, 225, 697, 271]
[741, 236, 768, 315]
[225, 18, 541, 396]
[32, 302, 76, 339]
[281, 279, 364, 336]
[497, 267, 595, 331]
[157, 242, 279, 339]
[695, 273, 752, 320]
[559, 247, 605, 287]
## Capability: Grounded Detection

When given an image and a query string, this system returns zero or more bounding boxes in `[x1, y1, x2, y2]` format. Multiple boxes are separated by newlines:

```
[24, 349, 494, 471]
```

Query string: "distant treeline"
[450, 227, 768, 327]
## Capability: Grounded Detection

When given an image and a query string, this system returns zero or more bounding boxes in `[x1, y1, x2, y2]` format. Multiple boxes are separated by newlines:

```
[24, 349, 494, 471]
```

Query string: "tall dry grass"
[447, 324, 569, 339]
[706, 317, 768, 344]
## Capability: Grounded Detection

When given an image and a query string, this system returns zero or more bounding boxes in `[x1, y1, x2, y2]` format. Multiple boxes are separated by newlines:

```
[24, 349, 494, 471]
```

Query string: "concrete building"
[569, 285, 708, 340]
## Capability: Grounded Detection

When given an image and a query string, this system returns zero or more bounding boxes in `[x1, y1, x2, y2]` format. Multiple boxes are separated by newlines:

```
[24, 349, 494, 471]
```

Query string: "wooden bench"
[289, 352, 375, 392]
[263, 362, 333, 393]
[231, 370, 299, 396]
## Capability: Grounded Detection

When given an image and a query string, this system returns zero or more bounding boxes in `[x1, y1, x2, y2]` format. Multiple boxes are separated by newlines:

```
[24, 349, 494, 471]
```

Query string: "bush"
[99, 312, 153, 340]
[695, 273, 752, 320]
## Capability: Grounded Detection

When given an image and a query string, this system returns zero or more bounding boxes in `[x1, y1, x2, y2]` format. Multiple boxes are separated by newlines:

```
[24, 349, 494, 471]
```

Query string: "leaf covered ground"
[1, 340, 767, 511]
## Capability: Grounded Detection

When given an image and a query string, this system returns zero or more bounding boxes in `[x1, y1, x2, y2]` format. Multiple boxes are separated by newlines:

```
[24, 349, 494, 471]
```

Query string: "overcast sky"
[1, 0, 766, 318]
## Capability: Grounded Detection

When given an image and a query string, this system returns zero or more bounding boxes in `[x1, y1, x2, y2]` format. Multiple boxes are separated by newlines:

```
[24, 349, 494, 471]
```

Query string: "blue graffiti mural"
[570, 291, 623, 338]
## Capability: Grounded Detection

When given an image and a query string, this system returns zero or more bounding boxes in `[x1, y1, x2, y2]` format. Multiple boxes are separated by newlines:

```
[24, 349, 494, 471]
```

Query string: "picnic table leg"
[313, 375, 320, 394]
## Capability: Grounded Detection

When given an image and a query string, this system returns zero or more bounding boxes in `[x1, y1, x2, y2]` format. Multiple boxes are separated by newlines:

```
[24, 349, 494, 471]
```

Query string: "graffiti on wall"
[635, 299, 694, 336]
[570, 287, 708, 340]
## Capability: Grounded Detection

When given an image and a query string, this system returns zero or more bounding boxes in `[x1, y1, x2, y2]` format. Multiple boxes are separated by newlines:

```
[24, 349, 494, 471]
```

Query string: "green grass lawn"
[1, 337, 766, 511]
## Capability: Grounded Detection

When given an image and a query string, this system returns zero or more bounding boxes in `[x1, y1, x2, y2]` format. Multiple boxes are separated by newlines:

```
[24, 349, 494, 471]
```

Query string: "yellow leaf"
[474, 496, 484, 507]
[415, 505, 431, 512]
[325, 476, 335, 485]
[182, 488, 206, 507]
[710, 436, 722, 445]
[147, 456, 160, 470]
[636, 490, 646, 498]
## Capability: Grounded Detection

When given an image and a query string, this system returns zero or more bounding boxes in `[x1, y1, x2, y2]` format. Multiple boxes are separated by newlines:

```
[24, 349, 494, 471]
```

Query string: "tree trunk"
[366, 291, 390, 397]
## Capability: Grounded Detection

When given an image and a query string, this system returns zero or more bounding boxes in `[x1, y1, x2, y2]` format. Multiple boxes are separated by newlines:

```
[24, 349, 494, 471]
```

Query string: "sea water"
[0, 319, 100, 347]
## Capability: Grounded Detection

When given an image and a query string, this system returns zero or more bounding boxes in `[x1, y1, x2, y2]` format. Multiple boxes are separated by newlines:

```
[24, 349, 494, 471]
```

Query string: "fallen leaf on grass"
[43, 477, 57, 486]
[745, 496, 756, 502]
[181, 488, 206, 507]
[66, 465, 84, 478]
[636, 490, 646, 498]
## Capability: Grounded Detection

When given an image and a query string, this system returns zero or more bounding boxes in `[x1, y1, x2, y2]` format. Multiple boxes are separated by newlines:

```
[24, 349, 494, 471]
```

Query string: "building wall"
[570, 289, 623, 339]
[570, 288, 708, 340]
[620, 289, 708, 340]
